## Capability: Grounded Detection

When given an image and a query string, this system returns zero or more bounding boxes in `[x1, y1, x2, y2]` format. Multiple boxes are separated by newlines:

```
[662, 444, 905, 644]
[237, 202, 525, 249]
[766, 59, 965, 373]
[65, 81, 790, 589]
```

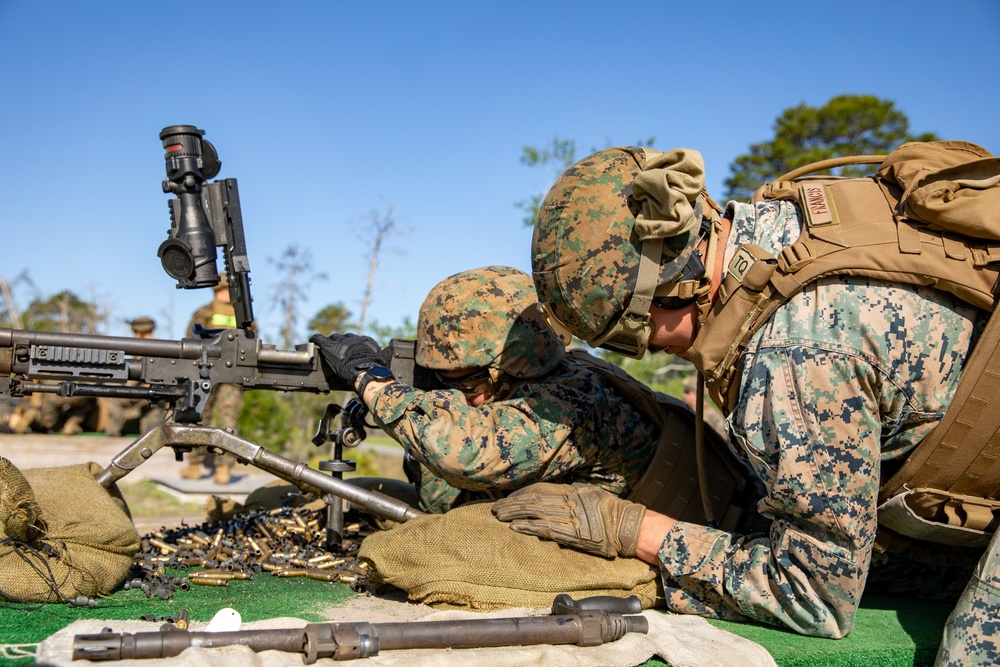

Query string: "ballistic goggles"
[434, 367, 497, 397]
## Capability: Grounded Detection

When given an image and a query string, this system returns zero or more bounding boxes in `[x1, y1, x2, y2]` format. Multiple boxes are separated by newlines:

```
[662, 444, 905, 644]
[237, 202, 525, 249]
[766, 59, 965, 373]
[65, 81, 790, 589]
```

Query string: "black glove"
[309, 333, 386, 390]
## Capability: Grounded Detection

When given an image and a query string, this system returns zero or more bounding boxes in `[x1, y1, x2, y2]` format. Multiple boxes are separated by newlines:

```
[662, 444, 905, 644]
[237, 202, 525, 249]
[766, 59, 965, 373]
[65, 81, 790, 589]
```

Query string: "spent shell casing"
[315, 561, 340, 570]
[148, 539, 177, 554]
[273, 569, 309, 578]
[190, 571, 251, 581]
[190, 577, 228, 587]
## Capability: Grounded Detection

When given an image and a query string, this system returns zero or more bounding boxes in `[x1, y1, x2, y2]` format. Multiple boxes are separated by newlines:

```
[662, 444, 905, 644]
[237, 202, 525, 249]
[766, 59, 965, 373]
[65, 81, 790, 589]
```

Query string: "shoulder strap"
[690, 175, 1000, 412]
[563, 348, 746, 527]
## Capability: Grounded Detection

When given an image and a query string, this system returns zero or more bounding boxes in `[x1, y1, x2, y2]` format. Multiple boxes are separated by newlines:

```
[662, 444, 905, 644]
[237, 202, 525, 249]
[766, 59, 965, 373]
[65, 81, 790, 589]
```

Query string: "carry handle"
[775, 154, 887, 182]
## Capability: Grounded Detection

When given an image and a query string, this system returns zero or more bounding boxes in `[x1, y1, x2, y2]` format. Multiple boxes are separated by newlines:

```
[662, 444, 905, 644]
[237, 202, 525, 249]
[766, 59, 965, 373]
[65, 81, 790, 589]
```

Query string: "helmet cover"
[531, 147, 697, 342]
[416, 266, 566, 379]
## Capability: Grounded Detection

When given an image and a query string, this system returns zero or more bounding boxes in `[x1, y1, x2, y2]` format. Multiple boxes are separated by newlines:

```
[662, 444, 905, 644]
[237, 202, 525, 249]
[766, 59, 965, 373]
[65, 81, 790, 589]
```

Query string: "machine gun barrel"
[73, 595, 649, 663]
[0, 325, 347, 424]
[0, 327, 207, 370]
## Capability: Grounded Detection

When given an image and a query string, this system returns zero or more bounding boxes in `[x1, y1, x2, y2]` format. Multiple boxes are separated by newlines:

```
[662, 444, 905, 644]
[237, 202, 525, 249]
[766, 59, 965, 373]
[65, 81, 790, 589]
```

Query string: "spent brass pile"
[130, 500, 375, 601]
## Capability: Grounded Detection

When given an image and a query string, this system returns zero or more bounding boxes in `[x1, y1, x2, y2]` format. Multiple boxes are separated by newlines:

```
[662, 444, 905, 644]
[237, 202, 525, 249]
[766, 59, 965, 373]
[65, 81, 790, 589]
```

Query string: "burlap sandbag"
[0, 457, 139, 603]
[358, 501, 664, 611]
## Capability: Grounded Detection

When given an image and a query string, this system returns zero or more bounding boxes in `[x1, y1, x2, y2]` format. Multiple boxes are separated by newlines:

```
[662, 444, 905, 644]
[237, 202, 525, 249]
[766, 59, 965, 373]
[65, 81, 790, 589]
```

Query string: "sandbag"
[358, 501, 664, 611]
[0, 457, 139, 603]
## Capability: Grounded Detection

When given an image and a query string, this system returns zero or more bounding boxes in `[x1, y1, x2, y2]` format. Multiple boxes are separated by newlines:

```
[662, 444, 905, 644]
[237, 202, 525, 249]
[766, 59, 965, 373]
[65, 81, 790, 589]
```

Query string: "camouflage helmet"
[214, 274, 230, 291]
[532, 146, 715, 357]
[416, 266, 566, 380]
[129, 316, 156, 334]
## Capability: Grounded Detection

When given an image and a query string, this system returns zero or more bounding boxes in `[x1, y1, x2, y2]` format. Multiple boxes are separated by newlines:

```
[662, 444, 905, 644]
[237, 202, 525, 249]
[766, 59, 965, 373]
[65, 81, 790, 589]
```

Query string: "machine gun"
[0, 125, 333, 421]
[72, 594, 649, 663]
[0, 125, 430, 526]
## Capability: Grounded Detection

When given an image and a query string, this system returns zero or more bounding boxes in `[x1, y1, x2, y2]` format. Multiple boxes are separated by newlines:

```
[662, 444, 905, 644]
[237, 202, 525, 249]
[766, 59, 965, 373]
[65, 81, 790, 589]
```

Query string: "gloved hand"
[491, 482, 646, 558]
[309, 333, 386, 390]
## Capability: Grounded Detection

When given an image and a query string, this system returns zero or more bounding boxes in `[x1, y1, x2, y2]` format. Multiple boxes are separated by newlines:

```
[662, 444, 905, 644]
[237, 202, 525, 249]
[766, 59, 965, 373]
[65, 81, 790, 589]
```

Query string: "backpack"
[685, 141, 1000, 546]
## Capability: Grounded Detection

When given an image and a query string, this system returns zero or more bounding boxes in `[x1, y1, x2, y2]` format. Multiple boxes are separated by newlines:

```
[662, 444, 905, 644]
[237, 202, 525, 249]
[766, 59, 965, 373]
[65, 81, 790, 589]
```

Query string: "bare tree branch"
[354, 203, 408, 334]
[0, 270, 36, 329]
[268, 245, 328, 348]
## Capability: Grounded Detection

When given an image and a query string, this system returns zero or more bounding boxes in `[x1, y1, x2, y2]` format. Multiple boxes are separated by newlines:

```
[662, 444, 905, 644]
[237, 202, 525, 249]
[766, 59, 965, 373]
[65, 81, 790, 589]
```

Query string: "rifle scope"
[157, 125, 222, 289]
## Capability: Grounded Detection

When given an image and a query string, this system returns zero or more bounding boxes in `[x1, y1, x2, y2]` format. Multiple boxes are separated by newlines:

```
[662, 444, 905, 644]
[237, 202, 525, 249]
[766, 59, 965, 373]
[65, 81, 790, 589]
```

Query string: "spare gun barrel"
[73, 595, 649, 663]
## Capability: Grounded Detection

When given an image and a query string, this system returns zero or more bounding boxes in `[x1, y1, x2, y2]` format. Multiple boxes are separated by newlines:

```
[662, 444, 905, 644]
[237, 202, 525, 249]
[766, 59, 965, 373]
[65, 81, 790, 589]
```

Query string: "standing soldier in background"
[101, 317, 167, 436]
[180, 276, 243, 485]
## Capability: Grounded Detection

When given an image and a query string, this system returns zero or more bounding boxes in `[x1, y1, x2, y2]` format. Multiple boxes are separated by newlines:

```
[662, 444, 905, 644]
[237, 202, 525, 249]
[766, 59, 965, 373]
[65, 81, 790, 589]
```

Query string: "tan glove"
[492, 482, 646, 558]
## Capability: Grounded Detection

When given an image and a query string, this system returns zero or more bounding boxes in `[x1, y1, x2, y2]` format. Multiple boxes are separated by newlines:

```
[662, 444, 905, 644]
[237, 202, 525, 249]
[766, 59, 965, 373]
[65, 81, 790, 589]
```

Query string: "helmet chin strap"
[480, 367, 517, 405]
[673, 191, 724, 527]
[695, 209, 724, 328]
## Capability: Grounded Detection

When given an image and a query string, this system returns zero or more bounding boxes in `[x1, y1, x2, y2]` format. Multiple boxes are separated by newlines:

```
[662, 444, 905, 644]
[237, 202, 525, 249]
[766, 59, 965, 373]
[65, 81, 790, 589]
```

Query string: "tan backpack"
[685, 140, 1000, 546]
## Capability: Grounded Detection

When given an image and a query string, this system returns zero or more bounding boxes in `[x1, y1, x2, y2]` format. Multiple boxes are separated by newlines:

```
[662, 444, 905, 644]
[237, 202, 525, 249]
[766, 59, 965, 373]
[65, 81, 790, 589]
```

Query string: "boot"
[179, 462, 203, 480]
[213, 464, 232, 485]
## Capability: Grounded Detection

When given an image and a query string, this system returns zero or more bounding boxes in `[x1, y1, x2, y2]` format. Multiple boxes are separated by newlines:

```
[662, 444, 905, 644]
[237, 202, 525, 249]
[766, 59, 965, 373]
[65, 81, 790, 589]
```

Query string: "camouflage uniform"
[937, 530, 1000, 665]
[367, 266, 659, 514]
[526, 146, 997, 661]
[184, 297, 243, 481]
[369, 359, 659, 513]
[656, 200, 989, 642]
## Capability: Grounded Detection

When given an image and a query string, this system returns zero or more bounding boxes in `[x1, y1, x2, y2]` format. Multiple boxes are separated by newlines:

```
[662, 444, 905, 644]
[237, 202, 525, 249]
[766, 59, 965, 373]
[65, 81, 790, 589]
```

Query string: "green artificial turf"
[0, 582, 951, 667]
[0, 569, 356, 665]
[705, 595, 953, 667]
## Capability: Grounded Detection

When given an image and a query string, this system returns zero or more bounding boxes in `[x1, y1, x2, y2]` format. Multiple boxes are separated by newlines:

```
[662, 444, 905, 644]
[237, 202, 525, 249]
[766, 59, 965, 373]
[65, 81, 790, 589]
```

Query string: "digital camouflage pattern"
[531, 147, 695, 342]
[657, 200, 989, 643]
[416, 266, 565, 379]
[368, 355, 659, 513]
[937, 530, 1000, 665]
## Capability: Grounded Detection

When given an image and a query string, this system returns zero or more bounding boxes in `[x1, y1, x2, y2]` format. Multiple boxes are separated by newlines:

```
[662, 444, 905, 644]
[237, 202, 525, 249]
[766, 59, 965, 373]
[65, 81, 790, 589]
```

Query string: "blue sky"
[1, 1, 997, 342]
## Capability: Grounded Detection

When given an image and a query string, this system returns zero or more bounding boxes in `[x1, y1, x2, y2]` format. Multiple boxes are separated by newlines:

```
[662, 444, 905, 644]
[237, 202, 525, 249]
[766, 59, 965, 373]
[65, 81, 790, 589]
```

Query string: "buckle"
[778, 242, 815, 273]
